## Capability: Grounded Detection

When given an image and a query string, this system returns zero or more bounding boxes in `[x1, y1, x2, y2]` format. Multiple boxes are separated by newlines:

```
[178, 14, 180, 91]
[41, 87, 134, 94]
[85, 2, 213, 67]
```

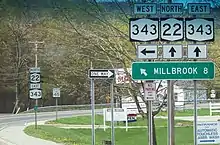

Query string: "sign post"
[144, 82, 156, 145]
[53, 88, 60, 120]
[88, 69, 115, 145]
[29, 67, 41, 129]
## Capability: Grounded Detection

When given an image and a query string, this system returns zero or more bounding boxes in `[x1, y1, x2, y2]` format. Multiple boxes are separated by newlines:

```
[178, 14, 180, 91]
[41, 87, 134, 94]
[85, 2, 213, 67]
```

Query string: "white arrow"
[140, 68, 147, 76]
[108, 70, 114, 78]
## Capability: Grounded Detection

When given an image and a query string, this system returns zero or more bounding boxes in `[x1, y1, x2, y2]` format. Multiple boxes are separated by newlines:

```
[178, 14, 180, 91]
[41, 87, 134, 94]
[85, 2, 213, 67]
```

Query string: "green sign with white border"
[132, 61, 215, 80]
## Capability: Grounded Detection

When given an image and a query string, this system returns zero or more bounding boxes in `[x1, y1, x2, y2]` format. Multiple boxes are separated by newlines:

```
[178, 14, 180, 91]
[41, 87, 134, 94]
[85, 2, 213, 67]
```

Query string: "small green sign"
[34, 106, 38, 111]
[132, 61, 215, 80]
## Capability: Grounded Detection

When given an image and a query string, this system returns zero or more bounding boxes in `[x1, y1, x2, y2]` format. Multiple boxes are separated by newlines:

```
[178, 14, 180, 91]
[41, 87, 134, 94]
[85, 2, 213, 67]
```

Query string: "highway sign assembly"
[162, 44, 182, 58]
[133, 3, 157, 15]
[197, 121, 220, 144]
[185, 18, 214, 41]
[132, 61, 215, 80]
[187, 44, 207, 59]
[144, 82, 156, 100]
[88, 69, 115, 79]
[29, 67, 42, 99]
[160, 18, 184, 41]
[53, 88, 60, 98]
[129, 18, 159, 42]
[137, 44, 157, 59]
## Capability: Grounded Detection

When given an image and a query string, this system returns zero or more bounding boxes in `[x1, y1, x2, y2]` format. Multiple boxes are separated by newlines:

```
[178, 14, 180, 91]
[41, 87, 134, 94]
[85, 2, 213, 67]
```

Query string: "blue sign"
[188, 3, 211, 15]
[160, 3, 183, 15]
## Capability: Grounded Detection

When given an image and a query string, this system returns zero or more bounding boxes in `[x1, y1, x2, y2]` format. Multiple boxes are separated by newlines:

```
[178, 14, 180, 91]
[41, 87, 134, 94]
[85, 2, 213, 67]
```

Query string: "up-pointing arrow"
[194, 47, 201, 57]
[169, 47, 176, 57]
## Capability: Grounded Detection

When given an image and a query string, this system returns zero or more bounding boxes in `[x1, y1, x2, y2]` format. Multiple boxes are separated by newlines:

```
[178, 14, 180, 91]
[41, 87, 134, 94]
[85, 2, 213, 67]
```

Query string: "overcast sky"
[95, 0, 219, 7]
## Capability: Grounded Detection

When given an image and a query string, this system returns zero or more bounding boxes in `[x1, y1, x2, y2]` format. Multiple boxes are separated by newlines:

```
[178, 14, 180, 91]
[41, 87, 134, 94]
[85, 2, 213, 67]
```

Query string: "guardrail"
[23, 99, 220, 113]
[23, 103, 115, 113]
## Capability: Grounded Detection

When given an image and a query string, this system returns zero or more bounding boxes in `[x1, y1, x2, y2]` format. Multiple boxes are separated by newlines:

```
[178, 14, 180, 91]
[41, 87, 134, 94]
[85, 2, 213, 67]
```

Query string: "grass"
[25, 125, 219, 145]
[25, 125, 196, 145]
[25, 115, 218, 145]
[46, 115, 193, 127]
[157, 108, 211, 116]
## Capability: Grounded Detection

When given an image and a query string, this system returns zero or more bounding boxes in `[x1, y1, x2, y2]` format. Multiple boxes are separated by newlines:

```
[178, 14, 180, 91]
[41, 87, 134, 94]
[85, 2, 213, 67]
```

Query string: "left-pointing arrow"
[141, 49, 155, 55]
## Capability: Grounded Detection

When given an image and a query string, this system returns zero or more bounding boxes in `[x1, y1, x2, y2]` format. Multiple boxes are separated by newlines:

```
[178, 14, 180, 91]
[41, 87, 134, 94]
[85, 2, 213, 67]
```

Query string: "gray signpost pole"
[148, 99, 153, 145]
[91, 79, 95, 145]
[167, 80, 175, 145]
[110, 82, 115, 145]
[194, 80, 197, 145]
[56, 98, 58, 120]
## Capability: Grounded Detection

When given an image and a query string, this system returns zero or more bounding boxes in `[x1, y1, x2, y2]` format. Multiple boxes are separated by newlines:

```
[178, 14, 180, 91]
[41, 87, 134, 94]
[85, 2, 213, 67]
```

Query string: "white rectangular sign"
[197, 121, 220, 144]
[29, 89, 42, 99]
[163, 44, 182, 59]
[187, 44, 207, 59]
[53, 88, 60, 98]
[30, 67, 40, 73]
[137, 44, 157, 59]
[104, 108, 127, 122]
[30, 83, 41, 89]
[144, 82, 156, 100]
[129, 18, 159, 42]
[115, 68, 131, 84]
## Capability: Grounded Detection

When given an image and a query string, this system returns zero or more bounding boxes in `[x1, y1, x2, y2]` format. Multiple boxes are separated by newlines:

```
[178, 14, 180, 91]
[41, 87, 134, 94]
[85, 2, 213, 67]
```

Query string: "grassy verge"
[157, 108, 211, 116]
[25, 125, 217, 145]
[25, 115, 217, 145]
[24, 125, 194, 145]
[46, 115, 193, 126]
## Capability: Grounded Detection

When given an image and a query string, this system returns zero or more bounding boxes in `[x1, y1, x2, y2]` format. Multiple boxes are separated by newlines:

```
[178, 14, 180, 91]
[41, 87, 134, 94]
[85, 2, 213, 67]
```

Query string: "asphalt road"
[0, 103, 210, 129]
[0, 109, 102, 129]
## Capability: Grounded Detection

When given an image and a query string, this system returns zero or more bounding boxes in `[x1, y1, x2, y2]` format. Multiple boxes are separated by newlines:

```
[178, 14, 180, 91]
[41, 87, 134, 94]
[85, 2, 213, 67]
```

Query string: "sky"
[95, 0, 220, 7]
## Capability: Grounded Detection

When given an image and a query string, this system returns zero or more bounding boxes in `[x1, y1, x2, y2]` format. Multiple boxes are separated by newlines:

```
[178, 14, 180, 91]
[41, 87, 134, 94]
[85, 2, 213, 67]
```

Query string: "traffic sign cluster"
[130, 18, 214, 42]
[134, 3, 211, 15]
[29, 67, 42, 99]
[137, 44, 207, 59]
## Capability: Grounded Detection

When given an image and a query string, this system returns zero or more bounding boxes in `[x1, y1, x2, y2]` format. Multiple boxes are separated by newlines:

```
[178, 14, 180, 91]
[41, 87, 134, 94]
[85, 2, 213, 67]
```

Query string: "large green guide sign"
[132, 61, 215, 80]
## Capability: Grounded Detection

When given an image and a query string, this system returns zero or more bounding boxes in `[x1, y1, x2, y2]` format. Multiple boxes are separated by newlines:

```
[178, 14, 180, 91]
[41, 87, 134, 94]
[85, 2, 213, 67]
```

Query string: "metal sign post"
[53, 88, 60, 120]
[194, 80, 197, 145]
[168, 80, 175, 145]
[90, 79, 95, 145]
[29, 67, 41, 129]
[110, 82, 115, 145]
[88, 69, 115, 145]
[144, 82, 156, 145]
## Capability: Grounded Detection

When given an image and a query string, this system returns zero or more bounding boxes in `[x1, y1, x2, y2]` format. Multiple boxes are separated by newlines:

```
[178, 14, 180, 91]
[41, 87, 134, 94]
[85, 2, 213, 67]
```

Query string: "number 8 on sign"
[129, 18, 159, 42]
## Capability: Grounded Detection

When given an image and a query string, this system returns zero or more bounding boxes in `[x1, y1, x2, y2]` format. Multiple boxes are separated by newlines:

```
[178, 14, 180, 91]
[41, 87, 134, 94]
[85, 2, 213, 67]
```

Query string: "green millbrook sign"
[132, 61, 215, 80]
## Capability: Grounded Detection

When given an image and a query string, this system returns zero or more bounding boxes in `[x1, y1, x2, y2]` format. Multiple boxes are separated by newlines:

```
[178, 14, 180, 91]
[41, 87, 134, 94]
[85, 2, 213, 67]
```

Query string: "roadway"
[0, 110, 95, 129]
